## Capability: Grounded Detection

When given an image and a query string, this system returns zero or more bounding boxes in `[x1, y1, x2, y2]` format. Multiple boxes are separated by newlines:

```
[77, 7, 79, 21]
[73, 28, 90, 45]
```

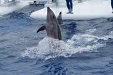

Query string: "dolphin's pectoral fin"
[37, 25, 46, 33]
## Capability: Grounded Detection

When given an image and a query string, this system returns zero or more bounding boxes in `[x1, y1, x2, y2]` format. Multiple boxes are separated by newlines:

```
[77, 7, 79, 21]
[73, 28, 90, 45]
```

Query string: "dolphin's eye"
[53, 16, 55, 19]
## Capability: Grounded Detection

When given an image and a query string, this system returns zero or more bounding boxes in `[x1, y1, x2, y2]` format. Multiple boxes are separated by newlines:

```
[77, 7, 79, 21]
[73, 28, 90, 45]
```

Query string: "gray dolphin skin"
[57, 12, 63, 25]
[37, 7, 62, 40]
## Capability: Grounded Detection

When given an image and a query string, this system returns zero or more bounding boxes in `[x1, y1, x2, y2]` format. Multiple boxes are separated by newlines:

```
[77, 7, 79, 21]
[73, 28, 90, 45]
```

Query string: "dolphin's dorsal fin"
[57, 12, 63, 25]
[37, 25, 46, 33]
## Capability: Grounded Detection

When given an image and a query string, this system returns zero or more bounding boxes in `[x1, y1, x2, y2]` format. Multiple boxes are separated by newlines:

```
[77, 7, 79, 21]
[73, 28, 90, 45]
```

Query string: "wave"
[21, 30, 113, 60]
[4, 12, 33, 20]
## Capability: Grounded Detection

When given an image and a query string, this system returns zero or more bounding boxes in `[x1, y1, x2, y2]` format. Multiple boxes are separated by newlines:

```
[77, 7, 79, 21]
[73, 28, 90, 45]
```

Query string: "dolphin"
[37, 7, 62, 40]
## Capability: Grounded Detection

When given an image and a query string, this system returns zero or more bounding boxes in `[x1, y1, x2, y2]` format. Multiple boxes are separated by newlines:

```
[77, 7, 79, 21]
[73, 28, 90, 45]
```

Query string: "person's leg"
[69, 0, 73, 14]
[111, 0, 113, 12]
[69, 0, 73, 11]
[66, 0, 70, 12]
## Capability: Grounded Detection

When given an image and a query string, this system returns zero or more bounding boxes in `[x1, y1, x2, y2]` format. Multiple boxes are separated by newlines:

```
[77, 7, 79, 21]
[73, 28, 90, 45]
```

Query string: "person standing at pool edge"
[111, 0, 113, 13]
[66, 0, 73, 14]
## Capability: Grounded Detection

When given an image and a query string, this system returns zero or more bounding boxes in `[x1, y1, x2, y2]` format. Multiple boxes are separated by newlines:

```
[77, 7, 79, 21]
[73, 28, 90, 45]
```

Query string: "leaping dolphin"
[37, 7, 62, 40]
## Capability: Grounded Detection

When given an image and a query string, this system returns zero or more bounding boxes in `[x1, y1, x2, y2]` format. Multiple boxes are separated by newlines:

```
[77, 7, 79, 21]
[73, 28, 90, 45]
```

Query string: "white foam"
[21, 32, 105, 60]
[86, 29, 97, 34]
[22, 37, 69, 59]
[99, 31, 113, 40]
[21, 29, 113, 60]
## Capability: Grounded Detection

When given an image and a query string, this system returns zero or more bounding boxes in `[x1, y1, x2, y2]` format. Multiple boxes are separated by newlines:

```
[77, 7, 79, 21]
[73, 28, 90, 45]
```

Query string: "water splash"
[21, 36, 103, 60]
[22, 37, 70, 60]
[99, 31, 113, 40]
[21, 29, 113, 60]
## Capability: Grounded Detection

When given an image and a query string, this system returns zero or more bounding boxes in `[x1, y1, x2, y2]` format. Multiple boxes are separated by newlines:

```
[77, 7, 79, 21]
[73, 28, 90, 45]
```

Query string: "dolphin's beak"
[47, 7, 51, 16]
[47, 7, 51, 13]
[47, 7, 51, 22]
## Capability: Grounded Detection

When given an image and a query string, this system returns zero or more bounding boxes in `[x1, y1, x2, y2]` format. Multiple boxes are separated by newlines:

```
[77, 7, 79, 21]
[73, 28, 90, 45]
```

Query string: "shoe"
[70, 12, 73, 14]
[112, 10, 113, 13]
[66, 12, 73, 14]
[67, 8, 73, 14]
[66, 12, 71, 14]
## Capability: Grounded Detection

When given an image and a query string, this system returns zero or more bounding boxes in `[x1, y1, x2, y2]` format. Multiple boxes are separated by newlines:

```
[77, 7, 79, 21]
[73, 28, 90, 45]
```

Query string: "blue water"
[0, 8, 113, 75]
